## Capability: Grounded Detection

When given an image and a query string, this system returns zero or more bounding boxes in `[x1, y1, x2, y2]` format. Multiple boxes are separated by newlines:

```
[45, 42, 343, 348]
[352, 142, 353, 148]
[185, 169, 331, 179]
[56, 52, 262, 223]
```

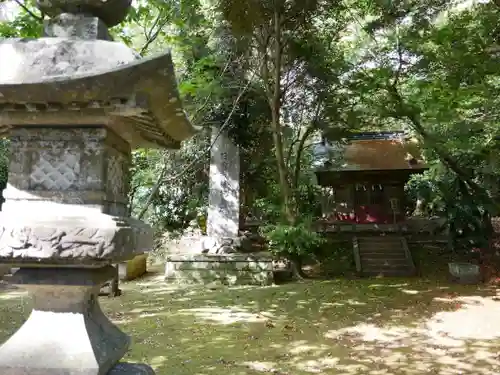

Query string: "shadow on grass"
[0, 273, 500, 374]
[106, 273, 500, 375]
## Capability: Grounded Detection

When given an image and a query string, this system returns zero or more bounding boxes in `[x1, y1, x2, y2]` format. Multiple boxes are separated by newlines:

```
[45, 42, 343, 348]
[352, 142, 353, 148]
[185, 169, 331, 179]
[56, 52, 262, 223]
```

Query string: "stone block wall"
[165, 253, 273, 286]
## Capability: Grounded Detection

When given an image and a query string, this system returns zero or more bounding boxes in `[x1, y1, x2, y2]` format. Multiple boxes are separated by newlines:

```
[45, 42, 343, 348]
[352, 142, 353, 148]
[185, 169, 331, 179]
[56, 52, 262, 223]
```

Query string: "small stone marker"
[0, 0, 195, 374]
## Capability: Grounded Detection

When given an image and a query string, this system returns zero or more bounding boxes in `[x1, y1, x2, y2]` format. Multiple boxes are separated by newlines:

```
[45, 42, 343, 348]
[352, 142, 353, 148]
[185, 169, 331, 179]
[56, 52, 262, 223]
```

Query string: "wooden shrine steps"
[353, 236, 416, 277]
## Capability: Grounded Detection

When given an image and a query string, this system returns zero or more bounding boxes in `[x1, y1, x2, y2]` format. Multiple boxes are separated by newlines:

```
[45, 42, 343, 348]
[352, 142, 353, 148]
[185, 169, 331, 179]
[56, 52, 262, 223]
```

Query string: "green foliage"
[115, 1, 216, 233]
[249, 168, 321, 224]
[406, 169, 488, 248]
[130, 135, 209, 233]
[218, 0, 326, 36]
[3, 0, 500, 259]
[344, 1, 500, 247]
[0, 5, 41, 38]
[260, 219, 325, 257]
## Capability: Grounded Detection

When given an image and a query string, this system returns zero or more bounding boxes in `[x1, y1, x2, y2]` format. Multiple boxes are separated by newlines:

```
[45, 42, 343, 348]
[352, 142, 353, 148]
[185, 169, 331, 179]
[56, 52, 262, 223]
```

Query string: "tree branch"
[138, 12, 169, 56]
[392, 24, 404, 89]
[292, 101, 322, 190]
[386, 84, 497, 212]
[13, 0, 42, 21]
[136, 73, 255, 220]
[285, 127, 302, 167]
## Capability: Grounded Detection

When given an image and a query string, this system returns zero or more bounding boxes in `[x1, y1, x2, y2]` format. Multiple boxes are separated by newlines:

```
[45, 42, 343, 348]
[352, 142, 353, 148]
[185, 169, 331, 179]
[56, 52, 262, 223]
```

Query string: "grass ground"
[0, 271, 499, 375]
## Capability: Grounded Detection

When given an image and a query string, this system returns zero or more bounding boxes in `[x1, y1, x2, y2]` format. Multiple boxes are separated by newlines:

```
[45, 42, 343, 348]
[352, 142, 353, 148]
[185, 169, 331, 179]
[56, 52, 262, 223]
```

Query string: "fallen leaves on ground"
[0, 274, 499, 374]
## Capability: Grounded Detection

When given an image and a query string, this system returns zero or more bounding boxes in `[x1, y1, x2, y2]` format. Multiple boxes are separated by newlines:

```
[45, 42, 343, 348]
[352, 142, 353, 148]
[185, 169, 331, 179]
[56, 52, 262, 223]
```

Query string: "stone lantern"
[0, 0, 195, 374]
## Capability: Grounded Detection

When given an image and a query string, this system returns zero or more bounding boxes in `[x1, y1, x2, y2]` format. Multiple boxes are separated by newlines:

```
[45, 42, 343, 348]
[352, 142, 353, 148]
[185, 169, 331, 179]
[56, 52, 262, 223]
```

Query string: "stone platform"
[165, 252, 274, 286]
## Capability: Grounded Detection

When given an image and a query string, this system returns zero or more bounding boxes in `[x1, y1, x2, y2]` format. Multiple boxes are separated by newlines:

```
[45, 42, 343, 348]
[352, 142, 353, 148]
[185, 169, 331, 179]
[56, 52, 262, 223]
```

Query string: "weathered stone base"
[165, 253, 273, 286]
[0, 266, 130, 375]
[117, 253, 148, 281]
[108, 363, 156, 374]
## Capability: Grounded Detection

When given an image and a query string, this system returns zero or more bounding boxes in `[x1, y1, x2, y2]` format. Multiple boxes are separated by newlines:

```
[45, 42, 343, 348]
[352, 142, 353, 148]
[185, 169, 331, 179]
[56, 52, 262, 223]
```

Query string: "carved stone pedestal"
[0, 267, 128, 375]
[108, 363, 155, 374]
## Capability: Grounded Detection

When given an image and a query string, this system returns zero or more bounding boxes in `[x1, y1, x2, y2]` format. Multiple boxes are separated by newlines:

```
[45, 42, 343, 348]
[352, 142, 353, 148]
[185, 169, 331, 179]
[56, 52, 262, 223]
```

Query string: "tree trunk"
[292, 125, 315, 191]
[289, 254, 307, 280]
[271, 110, 294, 222]
[268, 7, 295, 225]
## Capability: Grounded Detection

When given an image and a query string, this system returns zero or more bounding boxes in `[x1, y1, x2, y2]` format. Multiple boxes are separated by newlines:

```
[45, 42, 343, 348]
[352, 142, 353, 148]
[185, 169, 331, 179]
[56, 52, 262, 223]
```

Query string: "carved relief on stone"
[7, 145, 29, 190]
[0, 226, 114, 258]
[30, 149, 81, 190]
[107, 153, 125, 198]
[0, 217, 151, 261]
[221, 151, 229, 168]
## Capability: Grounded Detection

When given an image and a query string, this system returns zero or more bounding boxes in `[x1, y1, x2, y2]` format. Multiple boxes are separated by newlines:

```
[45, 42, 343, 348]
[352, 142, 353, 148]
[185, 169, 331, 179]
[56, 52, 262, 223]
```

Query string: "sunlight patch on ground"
[176, 307, 275, 324]
[227, 285, 279, 291]
[426, 297, 500, 341]
[128, 276, 183, 295]
[368, 283, 409, 289]
[132, 275, 166, 287]
[327, 323, 411, 343]
[241, 361, 278, 372]
[148, 355, 167, 371]
[2, 274, 499, 375]
[320, 295, 500, 375]
[320, 299, 367, 308]
[400, 289, 420, 295]
[325, 295, 500, 344]
[293, 356, 339, 374]
[288, 340, 331, 355]
[0, 290, 26, 301]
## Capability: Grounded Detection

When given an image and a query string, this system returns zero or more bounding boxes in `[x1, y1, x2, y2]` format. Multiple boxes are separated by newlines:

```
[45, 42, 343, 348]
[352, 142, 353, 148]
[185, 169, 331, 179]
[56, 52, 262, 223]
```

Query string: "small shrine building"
[314, 131, 427, 226]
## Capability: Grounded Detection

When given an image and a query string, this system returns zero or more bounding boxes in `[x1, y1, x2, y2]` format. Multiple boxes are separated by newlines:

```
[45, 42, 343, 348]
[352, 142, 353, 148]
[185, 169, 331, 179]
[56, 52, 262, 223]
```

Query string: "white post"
[206, 126, 240, 250]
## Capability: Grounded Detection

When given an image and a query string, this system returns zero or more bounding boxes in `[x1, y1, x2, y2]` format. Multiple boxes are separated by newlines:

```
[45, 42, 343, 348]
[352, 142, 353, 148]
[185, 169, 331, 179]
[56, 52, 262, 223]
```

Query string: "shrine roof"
[313, 131, 427, 172]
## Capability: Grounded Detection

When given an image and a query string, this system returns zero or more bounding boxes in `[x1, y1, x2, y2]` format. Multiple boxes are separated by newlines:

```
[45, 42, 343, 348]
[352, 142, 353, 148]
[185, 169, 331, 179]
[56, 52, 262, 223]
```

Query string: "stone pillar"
[0, 0, 196, 374]
[206, 126, 240, 252]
